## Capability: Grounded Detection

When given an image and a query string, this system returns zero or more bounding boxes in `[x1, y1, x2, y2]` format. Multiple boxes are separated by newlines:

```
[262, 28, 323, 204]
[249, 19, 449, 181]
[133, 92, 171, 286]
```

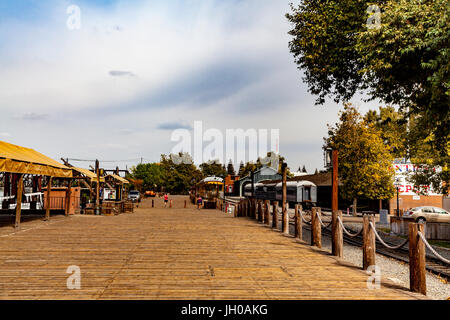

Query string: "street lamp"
[394, 178, 401, 216]
[324, 148, 332, 169]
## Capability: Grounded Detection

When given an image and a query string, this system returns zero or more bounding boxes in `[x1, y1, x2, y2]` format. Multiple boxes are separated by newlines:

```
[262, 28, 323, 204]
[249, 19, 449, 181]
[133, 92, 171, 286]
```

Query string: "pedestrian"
[164, 193, 169, 208]
[197, 195, 203, 210]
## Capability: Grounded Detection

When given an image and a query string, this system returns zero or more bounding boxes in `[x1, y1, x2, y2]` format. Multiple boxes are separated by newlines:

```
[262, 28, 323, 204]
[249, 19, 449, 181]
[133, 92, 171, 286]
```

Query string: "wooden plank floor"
[0, 196, 425, 300]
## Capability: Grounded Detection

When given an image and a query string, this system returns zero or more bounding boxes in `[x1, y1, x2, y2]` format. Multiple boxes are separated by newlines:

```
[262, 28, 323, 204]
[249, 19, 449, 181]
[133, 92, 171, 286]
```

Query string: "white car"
[403, 206, 450, 223]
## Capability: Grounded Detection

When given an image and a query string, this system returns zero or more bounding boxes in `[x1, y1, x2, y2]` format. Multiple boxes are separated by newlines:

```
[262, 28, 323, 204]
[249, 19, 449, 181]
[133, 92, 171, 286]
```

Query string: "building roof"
[105, 174, 129, 184]
[72, 167, 105, 183]
[260, 172, 340, 187]
[0, 140, 72, 177]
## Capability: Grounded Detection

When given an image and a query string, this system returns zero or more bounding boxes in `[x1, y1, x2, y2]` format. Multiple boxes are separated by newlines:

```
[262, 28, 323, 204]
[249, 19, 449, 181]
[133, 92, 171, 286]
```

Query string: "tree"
[364, 106, 408, 158]
[287, 0, 449, 190]
[199, 160, 227, 178]
[314, 168, 319, 175]
[238, 161, 245, 176]
[302, 165, 307, 173]
[159, 153, 203, 194]
[130, 163, 163, 192]
[227, 160, 236, 176]
[326, 104, 396, 215]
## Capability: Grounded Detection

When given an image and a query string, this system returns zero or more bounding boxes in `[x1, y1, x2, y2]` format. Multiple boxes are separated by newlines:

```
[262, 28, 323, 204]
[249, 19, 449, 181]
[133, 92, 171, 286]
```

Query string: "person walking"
[164, 193, 169, 208]
[197, 195, 203, 210]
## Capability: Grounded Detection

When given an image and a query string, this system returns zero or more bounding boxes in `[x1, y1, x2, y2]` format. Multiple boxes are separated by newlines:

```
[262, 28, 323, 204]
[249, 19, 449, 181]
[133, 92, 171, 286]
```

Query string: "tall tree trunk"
[353, 198, 357, 216]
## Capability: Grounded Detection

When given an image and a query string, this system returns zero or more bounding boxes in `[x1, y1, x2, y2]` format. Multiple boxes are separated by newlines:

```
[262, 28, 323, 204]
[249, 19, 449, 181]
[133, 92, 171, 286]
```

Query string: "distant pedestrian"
[197, 195, 203, 210]
[164, 194, 169, 208]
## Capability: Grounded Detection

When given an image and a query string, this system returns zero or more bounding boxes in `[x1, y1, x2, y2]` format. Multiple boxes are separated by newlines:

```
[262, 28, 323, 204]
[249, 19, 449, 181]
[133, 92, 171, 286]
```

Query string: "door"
[422, 207, 437, 222]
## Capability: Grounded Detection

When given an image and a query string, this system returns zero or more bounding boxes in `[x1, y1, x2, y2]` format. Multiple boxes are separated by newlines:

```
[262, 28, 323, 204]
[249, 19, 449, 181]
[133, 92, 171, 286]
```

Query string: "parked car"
[403, 206, 450, 223]
[128, 190, 141, 203]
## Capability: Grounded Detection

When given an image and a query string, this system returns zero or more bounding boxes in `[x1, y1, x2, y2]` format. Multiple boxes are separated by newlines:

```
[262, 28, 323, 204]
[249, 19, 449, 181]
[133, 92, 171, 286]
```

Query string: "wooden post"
[257, 201, 263, 222]
[294, 204, 302, 240]
[184, 200, 187, 208]
[332, 210, 343, 257]
[363, 214, 376, 270]
[45, 176, 53, 221]
[311, 207, 322, 248]
[152, 199, 154, 208]
[252, 199, 257, 219]
[409, 223, 426, 295]
[65, 182, 72, 216]
[264, 200, 269, 225]
[14, 174, 24, 229]
[331, 150, 338, 213]
[281, 163, 288, 234]
[95, 160, 100, 215]
[272, 201, 278, 229]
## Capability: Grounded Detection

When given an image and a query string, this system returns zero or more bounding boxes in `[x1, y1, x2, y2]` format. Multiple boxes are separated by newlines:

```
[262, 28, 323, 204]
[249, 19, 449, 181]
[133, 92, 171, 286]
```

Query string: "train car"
[272, 180, 317, 208]
[194, 176, 224, 209]
[243, 183, 253, 198]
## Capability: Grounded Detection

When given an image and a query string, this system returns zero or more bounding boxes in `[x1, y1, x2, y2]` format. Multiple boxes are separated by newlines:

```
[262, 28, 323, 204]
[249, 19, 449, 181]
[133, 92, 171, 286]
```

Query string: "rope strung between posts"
[315, 210, 333, 229]
[337, 215, 363, 238]
[300, 214, 312, 224]
[368, 222, 409, 250]
[417, 231, 450, 265]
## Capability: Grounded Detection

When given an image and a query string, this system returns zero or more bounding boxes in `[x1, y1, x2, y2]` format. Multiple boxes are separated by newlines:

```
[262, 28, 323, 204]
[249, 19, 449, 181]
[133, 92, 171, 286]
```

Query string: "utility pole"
[331, 149, 342, 257]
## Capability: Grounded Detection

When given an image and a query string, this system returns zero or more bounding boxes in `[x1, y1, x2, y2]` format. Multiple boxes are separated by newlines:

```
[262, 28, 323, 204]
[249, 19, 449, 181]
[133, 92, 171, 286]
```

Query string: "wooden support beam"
[311, 207, 322, 248]
[257, 201, 262, 222]
[295, 204, 302, 240]
[14, 173, 24, 229]
[332, 210, 343, 257]
[363, 214, 376, 270]
[282, 163, 288, 234]
[264, 200, 270, 225]
[65, 182, 72, 216]
[272, 201, 278, 229]
[45, 176, 53, 221]
[409, 223, 426, 295]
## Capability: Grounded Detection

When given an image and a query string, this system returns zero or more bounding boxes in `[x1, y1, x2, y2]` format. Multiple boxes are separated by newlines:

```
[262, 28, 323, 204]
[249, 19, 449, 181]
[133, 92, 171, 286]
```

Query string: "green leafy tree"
[199, 160, 227, 178]
[287, 0, 449, 191]
[364, 106, 408, 158]
[130, 163, 163, 191]
[159, 153, 203, 194]
[326, 104, 395, 215]
[227, 160, 236, 176]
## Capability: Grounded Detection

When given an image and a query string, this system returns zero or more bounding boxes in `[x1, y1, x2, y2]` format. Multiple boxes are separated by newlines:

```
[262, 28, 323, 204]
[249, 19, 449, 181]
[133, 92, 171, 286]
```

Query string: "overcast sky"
[0, 0, 381, 173]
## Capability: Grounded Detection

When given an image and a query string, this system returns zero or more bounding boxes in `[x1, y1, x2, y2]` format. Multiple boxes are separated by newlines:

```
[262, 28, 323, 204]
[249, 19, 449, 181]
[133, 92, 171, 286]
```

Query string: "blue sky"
[0, 0, 380, 172]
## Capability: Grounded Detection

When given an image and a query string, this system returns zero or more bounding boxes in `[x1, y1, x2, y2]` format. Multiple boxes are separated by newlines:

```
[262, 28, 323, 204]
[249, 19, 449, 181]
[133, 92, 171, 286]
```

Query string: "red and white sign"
[393, 164, 440, 196]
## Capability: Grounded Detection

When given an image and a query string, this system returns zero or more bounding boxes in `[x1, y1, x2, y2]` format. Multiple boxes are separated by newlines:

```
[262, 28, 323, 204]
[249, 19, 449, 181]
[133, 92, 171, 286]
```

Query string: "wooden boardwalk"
[0, 196, 425, 300]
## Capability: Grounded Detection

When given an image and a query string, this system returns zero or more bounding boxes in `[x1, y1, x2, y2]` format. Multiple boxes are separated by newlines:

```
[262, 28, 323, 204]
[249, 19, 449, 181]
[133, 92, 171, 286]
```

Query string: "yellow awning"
[0, 140, 72, 178]
[72, 167, 105, 183]
[105, 174, 129, 184]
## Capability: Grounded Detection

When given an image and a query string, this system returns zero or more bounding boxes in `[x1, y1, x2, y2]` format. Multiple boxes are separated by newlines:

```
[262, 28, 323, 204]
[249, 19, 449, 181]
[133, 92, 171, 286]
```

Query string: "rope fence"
[233, 198, 448, 296]
[417, 231, 450, 265]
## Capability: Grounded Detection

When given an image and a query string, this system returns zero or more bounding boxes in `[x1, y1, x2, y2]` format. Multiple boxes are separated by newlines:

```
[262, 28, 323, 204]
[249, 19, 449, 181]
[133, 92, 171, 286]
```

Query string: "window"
[433, 208, 448, 214]
[422, 207, 433, 213]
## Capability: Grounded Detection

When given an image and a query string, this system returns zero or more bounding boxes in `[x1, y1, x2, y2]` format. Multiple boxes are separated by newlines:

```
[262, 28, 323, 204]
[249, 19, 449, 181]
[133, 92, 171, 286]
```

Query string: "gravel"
[298, 225, 450, 300]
